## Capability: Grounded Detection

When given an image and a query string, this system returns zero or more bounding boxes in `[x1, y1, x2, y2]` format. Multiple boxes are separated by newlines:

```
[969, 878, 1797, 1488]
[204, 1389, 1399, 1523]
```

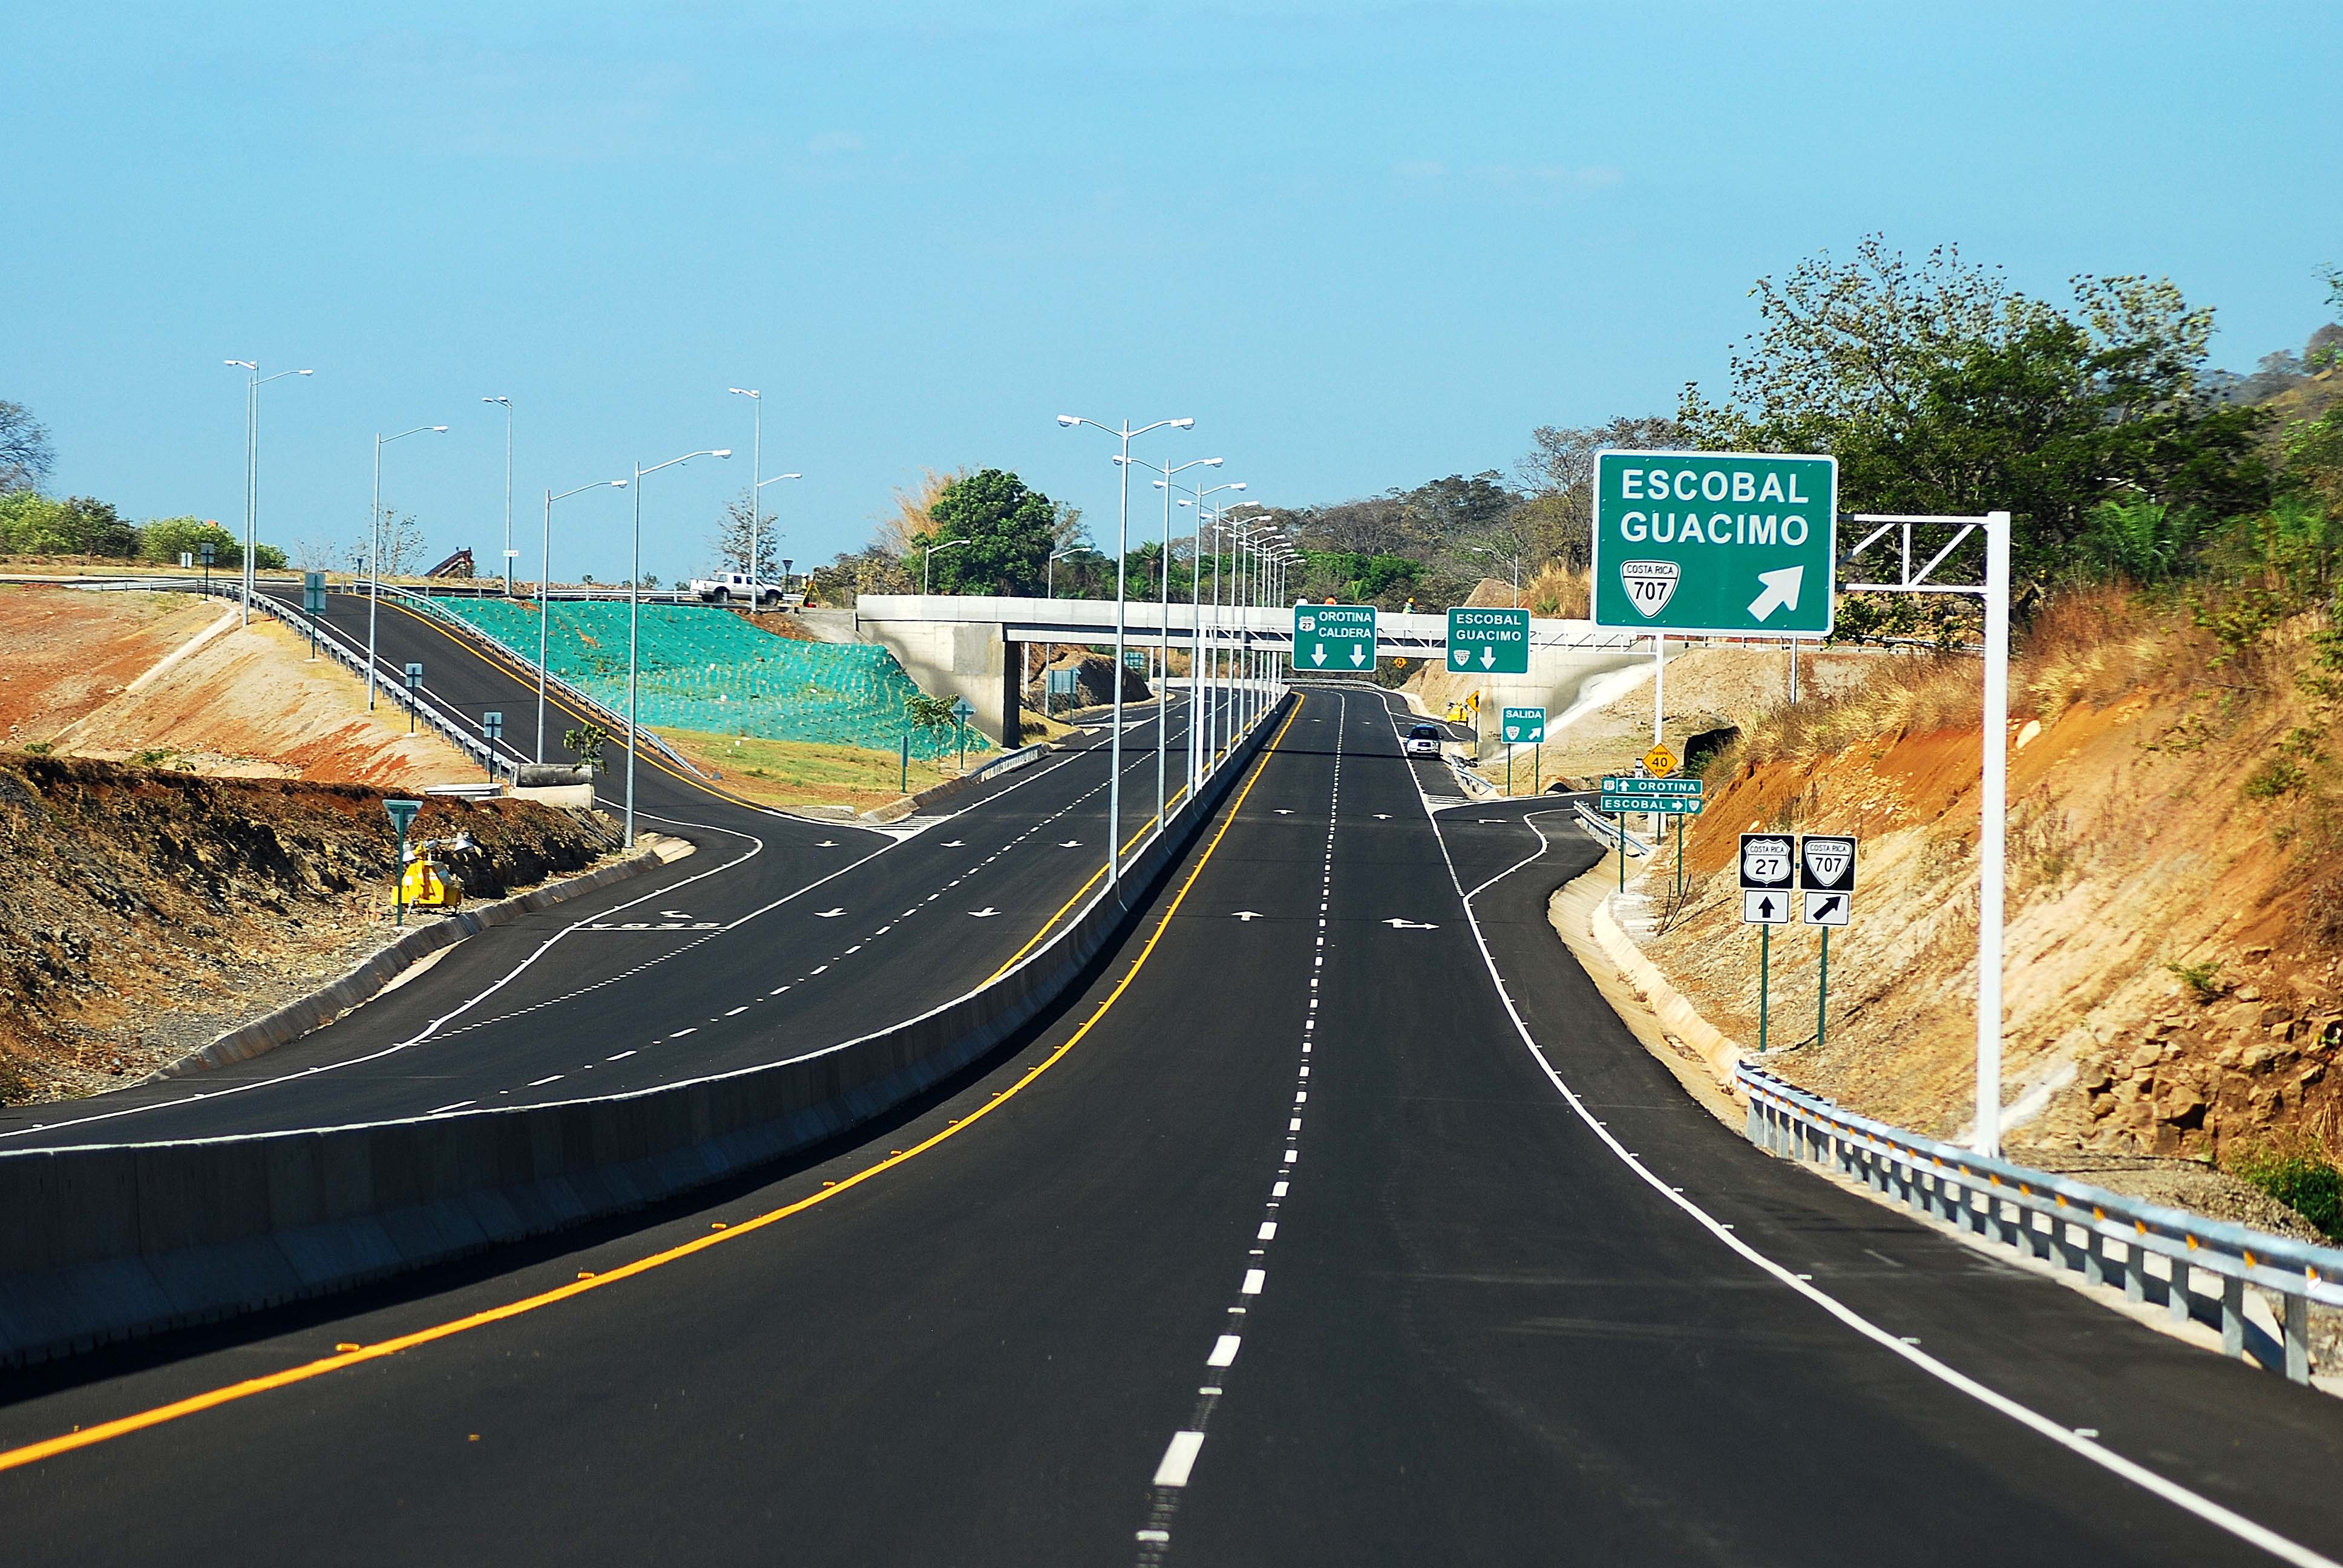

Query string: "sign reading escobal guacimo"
[1590, 449, 1838, 638]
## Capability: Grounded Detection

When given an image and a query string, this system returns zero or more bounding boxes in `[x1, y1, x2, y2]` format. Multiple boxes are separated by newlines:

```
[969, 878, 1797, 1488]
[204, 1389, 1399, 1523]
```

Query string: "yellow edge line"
[981, 712, 1276, 984]
[0, 693, 1309, 1477]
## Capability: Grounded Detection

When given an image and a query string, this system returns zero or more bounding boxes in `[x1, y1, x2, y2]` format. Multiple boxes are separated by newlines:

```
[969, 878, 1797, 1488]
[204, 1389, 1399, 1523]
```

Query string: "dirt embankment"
[0, 752, 621, 1103]
[1637, 590, 2343, 1171]
[0, 584, 476, 785]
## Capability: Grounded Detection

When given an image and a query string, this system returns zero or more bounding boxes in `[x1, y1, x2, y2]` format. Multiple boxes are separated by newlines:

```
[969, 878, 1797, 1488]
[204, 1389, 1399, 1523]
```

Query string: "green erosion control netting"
[428, 598, 989, 762]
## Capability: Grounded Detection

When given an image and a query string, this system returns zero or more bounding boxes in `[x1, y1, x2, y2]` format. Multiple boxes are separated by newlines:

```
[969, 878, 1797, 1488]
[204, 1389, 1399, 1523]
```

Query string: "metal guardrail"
[1574, 802, 1651, 857]
[379, 588, 706, 779]
[65, 577, 512, 778]
[1738, 1062, 2342, 1382]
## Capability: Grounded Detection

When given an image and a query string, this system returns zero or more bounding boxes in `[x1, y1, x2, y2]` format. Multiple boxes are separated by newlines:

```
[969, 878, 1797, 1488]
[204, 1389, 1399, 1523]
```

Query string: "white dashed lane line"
[1133, 686, 1347, 1564]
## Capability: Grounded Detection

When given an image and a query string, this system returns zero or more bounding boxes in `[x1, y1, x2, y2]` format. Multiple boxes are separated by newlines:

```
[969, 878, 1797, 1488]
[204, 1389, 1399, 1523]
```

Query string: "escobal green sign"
[1590, 450, 1837, 637]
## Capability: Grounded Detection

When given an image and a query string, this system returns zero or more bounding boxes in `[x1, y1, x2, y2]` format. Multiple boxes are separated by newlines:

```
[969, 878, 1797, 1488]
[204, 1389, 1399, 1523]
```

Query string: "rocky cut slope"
[0, 753, 620, 1103]
[1640, 587, 2343, 1166]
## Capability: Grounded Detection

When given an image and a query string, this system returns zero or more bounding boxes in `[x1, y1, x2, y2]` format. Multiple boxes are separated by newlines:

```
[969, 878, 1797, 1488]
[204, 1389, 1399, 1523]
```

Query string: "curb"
[1559, 852, 1749, 1100]
[141, 834, 695, 1083]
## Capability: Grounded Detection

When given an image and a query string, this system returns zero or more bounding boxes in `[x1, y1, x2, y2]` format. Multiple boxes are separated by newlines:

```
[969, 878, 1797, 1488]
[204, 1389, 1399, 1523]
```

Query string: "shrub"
[2227, 1135, 2343, 1241]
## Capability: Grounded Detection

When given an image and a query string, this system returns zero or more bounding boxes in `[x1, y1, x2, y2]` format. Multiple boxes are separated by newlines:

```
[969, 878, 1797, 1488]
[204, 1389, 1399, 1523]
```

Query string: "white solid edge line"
[1153, 1430, 1206, 1488]
[0, 810, 775, 1145]
[1398, 701, 2343, 1568]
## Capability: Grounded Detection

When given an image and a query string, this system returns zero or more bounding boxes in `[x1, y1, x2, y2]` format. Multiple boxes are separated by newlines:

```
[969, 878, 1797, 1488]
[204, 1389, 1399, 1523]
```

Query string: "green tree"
[916, 468, 1058, 594]
[1678, 236, 2271, 584]
[0, 493, 139, 556]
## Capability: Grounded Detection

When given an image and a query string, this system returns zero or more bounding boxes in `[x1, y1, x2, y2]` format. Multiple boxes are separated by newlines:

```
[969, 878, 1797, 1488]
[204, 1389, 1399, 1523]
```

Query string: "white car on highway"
[1404, 722, 1444, 758]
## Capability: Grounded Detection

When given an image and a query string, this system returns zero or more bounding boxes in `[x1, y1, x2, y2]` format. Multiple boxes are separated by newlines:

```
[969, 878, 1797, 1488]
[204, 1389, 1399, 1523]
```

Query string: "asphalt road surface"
[0, 587, 1258, 1145]
[5, 683, 2343, 1566]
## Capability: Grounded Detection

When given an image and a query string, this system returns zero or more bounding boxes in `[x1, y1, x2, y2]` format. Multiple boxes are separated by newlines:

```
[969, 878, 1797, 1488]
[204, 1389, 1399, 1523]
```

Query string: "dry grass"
[1524, 562, 1590, 618]
[1703, 586, 2212, 782]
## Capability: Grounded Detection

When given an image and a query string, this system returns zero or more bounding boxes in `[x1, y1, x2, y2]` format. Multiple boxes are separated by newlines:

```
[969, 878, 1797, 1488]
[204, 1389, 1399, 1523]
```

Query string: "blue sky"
[3, 1, 2338, 583]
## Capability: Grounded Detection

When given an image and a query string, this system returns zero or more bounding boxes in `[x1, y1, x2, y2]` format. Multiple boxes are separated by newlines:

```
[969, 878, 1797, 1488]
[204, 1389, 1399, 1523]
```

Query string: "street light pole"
[539, 477, 628, 762]
[483, 397, 513, 593]
[366, 423, 448, 710]
[1057, 414, 1194, 887]
[226, 361, 312, 624]
[1124, 455, 1222, 833]
[923, 537, 969, 594]
[756, 469, 802, 604]
[1185, 483, 1246, 793]
[1048, 546, 1079, 599]
[626, 448, 731, 847]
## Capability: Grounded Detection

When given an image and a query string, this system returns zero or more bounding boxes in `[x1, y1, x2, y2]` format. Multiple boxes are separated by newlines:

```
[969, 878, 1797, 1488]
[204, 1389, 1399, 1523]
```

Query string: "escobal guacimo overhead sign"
[1590, 450, 1838, 638]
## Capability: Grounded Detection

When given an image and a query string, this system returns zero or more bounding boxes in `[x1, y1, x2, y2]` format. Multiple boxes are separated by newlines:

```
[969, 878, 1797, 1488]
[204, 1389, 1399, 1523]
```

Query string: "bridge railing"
[1738, 1061, 2343, 1382]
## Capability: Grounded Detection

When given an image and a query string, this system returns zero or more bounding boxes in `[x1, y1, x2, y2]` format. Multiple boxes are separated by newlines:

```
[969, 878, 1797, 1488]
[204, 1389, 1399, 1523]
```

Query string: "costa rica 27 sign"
[1591, 450, 1837, 638]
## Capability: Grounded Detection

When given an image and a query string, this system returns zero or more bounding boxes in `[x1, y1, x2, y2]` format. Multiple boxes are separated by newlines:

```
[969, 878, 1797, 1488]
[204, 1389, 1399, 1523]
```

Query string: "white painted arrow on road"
[969, 907, 1001, 918]
[814, 840, 839, 848]
[1232, 911, 1263, 921]
[1748, 566, 1804, 622]
[1058, 840, 1082, 847]
[1384, 918, 1439, 929]
[815, 908, 845, 918]
[942, 840, 966, 847]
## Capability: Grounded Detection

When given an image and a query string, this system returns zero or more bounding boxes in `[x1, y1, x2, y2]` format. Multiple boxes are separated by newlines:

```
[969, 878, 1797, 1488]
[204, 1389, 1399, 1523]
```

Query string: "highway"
[6, 684, 2343, 1564]
[0, 587, 1256, 1145]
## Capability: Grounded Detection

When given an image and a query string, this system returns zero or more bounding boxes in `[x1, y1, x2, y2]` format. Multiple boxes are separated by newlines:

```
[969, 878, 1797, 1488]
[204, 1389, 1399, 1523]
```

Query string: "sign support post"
[1841, 511, 2010, 1154]
[1758, 926, 1771, 1052]
[384, 799, 422, 929]
[1817, 926, 1830, 1051]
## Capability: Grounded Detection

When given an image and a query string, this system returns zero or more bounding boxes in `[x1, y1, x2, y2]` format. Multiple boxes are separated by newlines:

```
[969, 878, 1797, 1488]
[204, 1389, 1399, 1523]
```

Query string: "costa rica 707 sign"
[1591, 451, 1838, 638]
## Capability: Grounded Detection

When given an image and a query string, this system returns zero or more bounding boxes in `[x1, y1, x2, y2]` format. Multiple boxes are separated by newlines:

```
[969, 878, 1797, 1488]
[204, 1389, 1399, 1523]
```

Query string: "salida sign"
[1591, 451, 1837, 638]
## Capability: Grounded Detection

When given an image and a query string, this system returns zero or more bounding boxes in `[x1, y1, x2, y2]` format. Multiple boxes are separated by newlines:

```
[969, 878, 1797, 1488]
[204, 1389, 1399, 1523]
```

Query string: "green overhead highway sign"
[1501, 707, 1544, 744]
[1591, 450, 1837, 638]
[1293, 604, 1377, 671]
[1447, 607, 1530, 675]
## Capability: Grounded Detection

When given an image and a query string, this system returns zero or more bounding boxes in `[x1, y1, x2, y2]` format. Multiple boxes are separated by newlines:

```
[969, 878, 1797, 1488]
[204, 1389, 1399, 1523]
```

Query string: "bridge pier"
[1001, 636, 1024, 747]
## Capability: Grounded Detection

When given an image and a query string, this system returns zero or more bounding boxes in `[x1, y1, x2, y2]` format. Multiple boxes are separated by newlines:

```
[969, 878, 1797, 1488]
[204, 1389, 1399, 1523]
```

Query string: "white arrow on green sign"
[1447, 607, 1530, 674]
[1292, 604, 1377, 671]
[1591, 449, 1837, 637]
[1502, 706, 1544, 744]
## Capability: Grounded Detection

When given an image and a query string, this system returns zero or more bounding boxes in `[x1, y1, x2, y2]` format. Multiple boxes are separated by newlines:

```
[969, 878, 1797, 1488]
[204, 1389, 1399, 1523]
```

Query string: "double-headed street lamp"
[366, 423, 449, 710]
[1057, 414, 1193, 888]
[483, 397, 514, 593]
[923, 537, 970, 594]
[226, 361, 313, 625]
[538, 477, 628, 762]
[727, 389, 801, 606]
[1120, 453, 1222, 833]
[1177, 480, 1247, 791]
[625, 447, 730, 846]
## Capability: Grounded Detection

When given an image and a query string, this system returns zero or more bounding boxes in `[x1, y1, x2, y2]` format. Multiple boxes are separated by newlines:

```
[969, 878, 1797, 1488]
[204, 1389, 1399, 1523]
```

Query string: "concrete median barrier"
[0, 696, 1294, 1367]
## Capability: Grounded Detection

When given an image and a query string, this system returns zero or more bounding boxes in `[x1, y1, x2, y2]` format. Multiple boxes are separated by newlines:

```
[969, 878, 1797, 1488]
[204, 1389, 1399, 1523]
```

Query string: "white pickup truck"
[687, 572, 791, 609]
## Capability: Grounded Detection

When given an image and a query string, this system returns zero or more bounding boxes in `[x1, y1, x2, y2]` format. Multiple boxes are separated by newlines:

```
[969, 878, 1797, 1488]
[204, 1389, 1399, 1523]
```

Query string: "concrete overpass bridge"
[848, 593, 1661, 747]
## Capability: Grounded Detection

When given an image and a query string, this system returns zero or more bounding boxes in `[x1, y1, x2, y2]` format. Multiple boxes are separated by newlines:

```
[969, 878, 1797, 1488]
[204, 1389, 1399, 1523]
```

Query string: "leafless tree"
[0, 400, 56, 494]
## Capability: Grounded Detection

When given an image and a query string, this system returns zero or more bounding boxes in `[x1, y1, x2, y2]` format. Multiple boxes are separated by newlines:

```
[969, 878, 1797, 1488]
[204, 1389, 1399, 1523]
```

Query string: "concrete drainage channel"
[0, 696, 1294, 1367]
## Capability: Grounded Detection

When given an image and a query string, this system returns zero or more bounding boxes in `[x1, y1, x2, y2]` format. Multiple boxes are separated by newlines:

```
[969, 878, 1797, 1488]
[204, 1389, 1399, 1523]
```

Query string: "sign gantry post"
[1841, 511, 2010, 1153]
